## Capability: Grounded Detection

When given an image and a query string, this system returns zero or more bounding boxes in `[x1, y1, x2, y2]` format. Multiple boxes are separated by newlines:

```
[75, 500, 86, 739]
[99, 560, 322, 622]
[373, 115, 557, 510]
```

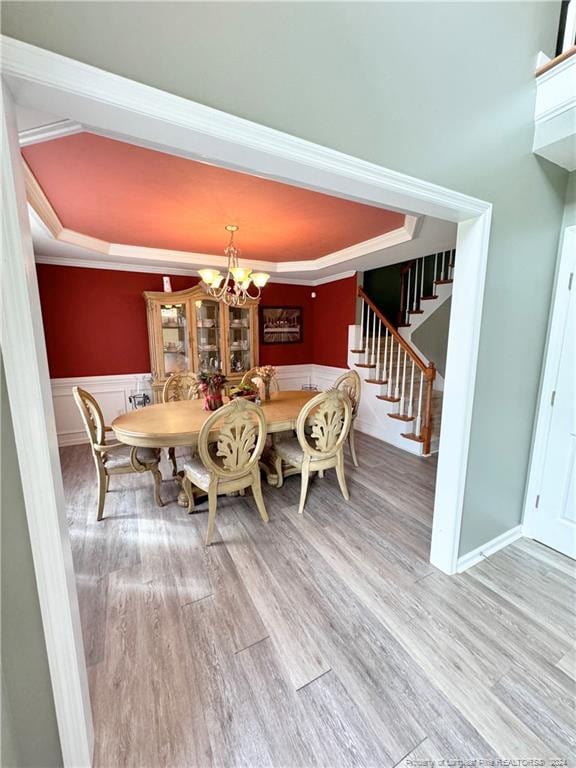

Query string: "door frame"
[1, 35, 492, 766]
[523, 224, 576, 540]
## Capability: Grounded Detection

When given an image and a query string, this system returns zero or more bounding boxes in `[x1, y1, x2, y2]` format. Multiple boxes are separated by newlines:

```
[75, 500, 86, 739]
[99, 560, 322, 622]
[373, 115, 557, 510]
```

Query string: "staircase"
[349, 251, 454, 456]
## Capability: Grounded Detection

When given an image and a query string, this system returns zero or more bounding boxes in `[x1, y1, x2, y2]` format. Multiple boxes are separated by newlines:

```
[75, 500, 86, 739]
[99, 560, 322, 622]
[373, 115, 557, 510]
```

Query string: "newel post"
[421, 362, 436, 455]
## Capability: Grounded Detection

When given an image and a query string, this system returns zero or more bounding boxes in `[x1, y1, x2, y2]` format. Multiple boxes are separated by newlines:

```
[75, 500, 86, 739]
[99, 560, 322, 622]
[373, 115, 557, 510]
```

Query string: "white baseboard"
[456, 525, 524, 573]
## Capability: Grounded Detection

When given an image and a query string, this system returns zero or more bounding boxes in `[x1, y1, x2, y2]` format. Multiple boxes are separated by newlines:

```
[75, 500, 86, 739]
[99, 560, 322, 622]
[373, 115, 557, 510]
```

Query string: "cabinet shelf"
[145, 285, 260, 403]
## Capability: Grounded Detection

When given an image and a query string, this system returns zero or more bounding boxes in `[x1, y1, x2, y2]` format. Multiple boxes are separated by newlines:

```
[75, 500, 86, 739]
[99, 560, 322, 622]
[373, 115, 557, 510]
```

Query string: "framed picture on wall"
[261, 306, 303, 344]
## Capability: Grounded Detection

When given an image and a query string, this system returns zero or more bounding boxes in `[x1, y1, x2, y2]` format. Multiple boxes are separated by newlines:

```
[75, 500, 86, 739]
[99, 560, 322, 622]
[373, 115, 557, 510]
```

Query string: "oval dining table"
[111, 389, 318, 502]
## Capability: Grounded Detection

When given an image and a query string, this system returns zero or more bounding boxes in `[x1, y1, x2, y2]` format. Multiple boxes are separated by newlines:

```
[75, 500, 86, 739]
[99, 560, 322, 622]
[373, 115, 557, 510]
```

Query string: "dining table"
[111, 389, 318, 502]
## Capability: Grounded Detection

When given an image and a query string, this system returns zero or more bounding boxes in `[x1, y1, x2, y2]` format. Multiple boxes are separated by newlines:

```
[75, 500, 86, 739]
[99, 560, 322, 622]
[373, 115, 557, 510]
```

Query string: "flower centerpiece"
[254, 365, 277, 401]
[196, 371, 227, 411]
[229, 382, 258, 401]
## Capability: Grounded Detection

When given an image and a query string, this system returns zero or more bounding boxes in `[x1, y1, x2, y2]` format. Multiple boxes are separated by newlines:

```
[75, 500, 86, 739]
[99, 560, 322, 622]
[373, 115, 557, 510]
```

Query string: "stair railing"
[399, 249, 455, 326]
[356, 286, 436, 454]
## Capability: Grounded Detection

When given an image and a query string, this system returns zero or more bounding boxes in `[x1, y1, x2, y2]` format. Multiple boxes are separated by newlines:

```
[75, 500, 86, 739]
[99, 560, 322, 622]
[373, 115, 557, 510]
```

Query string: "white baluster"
[433, 252, 438, 289]
[364, 308, 371, 365]
[419, 258, 424, 308]
[371, 313, 377, 367]
[400, 349, 407, 415]
[395, 341, 401, 400]
[406, 267, 412, 324]
[387, 338, 394, 398]
[383, 328, 389, 384]
[359, 299, 365, 350]
[408, 359, 415, 418]
[415, 371, 424, 435]
[376, 319, 381, 377]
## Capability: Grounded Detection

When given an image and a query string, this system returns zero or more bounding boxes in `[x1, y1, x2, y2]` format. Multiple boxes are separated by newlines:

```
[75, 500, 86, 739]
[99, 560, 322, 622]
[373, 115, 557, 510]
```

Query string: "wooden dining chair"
[162, 372, 199, 476]
[181, 398, 269, 545]
[274, 389, 352, 515]
[333, 369, 362, 467]
[240, 367, 280, 396]
[72, 386, 163, 521]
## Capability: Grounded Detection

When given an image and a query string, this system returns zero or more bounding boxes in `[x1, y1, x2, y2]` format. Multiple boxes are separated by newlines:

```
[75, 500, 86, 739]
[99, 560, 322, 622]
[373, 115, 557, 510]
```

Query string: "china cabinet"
[143, 284, 259, 402]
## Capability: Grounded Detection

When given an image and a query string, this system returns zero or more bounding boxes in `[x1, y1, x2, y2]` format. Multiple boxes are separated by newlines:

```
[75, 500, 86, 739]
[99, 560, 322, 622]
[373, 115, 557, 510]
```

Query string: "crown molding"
[33, 251, 357, 287]
[18, 118, 83, 147]
[25, 162, 420, 276]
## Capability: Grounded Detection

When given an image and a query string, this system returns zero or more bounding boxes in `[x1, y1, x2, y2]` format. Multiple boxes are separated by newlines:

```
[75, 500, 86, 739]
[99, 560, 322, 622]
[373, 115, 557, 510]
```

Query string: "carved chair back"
[296, 390, 352, 459]
[198, 398, 267, 481]
[162, 372, 199, 403]
[73, 386, 106, 449]
[333, 369, 361, 417]
[240, 368, 280, 395]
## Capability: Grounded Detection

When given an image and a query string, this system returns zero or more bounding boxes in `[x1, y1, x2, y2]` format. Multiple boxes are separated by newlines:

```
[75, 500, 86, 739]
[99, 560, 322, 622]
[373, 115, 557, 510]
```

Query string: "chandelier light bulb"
[197, 226, 266, 306]
[251, 272, 270, 288]
[199, 268, 221, 286]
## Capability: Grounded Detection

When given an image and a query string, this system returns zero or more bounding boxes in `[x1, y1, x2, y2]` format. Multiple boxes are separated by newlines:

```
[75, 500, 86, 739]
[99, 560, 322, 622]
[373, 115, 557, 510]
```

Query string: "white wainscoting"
[51, 365, 339, 446]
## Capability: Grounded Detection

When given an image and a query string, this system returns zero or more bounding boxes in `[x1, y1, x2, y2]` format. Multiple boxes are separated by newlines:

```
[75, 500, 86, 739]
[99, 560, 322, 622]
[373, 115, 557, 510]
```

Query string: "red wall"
[36, 264, 355, 377]
[313, 276, 357, 368]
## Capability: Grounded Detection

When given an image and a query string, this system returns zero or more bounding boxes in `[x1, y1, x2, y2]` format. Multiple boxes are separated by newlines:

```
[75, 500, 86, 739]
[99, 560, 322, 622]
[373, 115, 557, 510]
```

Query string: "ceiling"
[22, 132, 405, 262]
[17, 108, 457, 282]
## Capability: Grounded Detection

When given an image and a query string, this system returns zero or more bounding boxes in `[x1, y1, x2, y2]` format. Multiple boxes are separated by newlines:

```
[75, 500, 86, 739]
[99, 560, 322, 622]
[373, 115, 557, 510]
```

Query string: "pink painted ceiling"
[22, 133, 405, 261]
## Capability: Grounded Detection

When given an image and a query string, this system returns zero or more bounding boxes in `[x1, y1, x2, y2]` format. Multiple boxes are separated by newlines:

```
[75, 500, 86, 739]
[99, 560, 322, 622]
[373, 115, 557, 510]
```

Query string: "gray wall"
[413, 298, 452, 379]
[1, 361, 63, 768]
[1, 1, 569, 555]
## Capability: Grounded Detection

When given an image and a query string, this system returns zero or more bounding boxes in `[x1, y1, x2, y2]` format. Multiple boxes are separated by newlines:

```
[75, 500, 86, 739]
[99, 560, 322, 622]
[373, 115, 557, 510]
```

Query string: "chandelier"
[198, 225, 270, 306]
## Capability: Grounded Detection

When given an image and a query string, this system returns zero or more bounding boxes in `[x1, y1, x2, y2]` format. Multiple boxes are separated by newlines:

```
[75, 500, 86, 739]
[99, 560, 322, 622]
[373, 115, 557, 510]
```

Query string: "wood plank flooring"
[60, 432, 576, 768]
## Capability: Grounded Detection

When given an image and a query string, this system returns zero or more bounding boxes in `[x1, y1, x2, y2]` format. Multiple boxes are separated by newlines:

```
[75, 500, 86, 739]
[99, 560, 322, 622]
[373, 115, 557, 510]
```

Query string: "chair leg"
[349, 425, 359, 468]
[105, 474, 110, 492]
[182, 475, 195, 514]
[206, 484, 218, 546]
[96, 465, 107, 521]
[150, 464, 164, 507]
[297, 459, 311, 515]
[168, 447, 178, 477]
[335, 450, 350, 501]
[251, 471, 269, 524]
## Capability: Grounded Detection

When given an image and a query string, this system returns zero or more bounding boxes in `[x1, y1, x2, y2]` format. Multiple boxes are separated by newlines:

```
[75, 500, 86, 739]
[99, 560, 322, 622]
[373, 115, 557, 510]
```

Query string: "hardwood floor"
[61, 432, 576, 768]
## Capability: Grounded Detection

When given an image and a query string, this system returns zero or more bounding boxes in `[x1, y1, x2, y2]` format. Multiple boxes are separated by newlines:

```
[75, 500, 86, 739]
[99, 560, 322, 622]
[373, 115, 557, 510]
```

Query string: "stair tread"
[401, 432, 425, 443]
[376, 395, 401, 402]
[365, 378, 387, 385]
[355, 363, 377, 369]
[420, 295, 439, 300]
[435, 279, 453, 285]
[388, 413, 415, 422]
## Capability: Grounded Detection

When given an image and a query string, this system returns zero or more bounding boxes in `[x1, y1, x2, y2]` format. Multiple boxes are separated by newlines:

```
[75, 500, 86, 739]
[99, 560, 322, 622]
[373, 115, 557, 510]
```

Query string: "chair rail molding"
[1, 36, 493, 760]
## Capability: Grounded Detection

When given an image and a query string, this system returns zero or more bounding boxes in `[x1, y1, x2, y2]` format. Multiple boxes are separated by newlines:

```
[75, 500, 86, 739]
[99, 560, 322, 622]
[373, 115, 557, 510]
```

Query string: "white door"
[525, 227, 576, 559]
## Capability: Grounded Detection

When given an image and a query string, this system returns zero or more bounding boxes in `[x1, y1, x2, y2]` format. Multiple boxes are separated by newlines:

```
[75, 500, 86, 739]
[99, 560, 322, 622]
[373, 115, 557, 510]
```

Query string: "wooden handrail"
[358, 287, 434, 379]
[535, 45, 576, 77]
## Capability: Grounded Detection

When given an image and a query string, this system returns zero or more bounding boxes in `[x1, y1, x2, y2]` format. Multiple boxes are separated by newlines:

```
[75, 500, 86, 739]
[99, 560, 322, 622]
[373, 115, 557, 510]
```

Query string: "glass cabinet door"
[160, 302, 190, 375]
[194, 300, 223, 372]
[228, 306, 253, 375]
